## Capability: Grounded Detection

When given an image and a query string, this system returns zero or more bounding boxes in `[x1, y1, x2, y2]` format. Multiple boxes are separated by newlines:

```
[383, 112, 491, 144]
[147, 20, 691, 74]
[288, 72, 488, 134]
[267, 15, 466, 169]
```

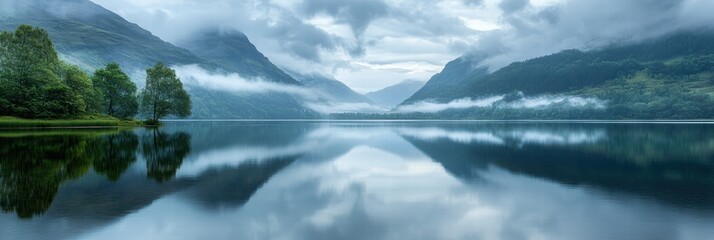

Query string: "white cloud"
[503, 95, 607, 109]
[306, 102, 389, 114]
[174, 64, 314, 97]
[396, 94, 607, 113]
[174, 64, 395, 114]
[395, 96, 504, 113]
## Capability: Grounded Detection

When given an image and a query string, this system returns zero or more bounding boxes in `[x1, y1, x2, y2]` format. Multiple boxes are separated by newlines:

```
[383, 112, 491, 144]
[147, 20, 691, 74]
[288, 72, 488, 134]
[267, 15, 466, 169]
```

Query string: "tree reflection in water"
[0, 129, 191, 218]
[93, 131, 139, 181]
[141, 129, 191, 183]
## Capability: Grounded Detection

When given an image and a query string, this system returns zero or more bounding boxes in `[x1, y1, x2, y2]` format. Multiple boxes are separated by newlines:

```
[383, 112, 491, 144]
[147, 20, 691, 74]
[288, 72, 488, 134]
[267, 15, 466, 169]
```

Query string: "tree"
[92, 63, 138, 119]
[139, 63, 191, 122]
[57, 63, 101, 114]
[0, 25, 84, 118]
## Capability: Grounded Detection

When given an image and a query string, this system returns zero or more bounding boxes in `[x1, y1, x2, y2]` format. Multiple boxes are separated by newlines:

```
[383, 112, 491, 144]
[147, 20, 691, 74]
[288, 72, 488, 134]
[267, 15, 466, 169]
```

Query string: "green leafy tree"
[57, 63, 101, 113]
[139, 63, 191, 122]
[92, 63, 138, 119]
[0, 25, 84, 118]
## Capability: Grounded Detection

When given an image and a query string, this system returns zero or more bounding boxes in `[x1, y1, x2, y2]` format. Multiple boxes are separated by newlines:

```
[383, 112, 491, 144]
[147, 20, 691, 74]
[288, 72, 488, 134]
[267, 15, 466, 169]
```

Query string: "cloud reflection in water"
[72, 122, 714, 240]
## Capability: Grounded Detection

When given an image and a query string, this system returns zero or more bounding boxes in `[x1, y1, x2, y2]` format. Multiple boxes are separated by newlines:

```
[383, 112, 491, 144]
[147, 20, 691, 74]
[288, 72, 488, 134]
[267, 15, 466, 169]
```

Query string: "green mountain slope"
[367, 79, 426, 108]
[458, 32, 714, 97]
[402, 55, 487, 105]
[176, 29, 300, 85]
[0, 0, 204, 71]
[403, 31, 714, 119]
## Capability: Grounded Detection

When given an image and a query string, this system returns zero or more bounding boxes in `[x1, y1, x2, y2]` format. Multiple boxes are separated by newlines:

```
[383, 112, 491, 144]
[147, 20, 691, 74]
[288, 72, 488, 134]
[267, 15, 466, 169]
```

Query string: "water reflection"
[0, 129, 192, 219]
[142, 130, 191, 182]
[0, 130, 140, 218]
[94, 131, 139, 181]
[1, 122, 714, 240]
[400, 123, 714, 211]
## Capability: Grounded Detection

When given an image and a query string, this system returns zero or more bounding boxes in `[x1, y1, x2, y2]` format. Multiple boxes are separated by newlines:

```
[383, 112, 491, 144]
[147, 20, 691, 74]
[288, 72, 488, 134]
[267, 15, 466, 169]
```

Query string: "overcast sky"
[90, 0, 714, 93]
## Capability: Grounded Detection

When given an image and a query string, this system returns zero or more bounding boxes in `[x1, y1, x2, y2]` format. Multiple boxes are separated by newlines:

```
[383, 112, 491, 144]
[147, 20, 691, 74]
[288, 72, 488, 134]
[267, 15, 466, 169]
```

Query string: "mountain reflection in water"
[1, 121, 714, 240]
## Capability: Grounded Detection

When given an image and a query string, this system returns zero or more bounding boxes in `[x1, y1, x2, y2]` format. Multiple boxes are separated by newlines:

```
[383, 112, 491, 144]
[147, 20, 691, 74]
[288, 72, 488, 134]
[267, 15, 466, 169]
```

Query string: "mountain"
[287, 71, 373, 104]
[0, 0, 318, 119]
[400, 31, 714, 119]
[172, 29, 320, 118]
[175, 29, 300, 85]
[401, 55, 488, 105]
[366, 79, 426, 108]
[0, 0, 204, 72]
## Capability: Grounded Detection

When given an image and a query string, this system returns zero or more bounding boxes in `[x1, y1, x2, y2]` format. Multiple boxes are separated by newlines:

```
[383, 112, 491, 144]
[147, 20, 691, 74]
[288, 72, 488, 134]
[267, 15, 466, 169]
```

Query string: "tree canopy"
[0, 25, 85, 118]
[140, 63, 191, 122]
[92, 63, 139, 119]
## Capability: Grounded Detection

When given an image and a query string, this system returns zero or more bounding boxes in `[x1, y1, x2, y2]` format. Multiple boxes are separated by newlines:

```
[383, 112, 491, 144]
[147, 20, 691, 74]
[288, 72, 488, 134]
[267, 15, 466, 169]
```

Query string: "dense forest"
[0, 25, 191, 121]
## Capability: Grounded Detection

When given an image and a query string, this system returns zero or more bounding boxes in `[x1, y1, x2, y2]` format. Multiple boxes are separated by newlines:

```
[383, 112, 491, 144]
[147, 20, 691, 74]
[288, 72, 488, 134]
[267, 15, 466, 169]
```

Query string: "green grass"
[0, 128, 121, 138]
[0, 115, 143, 129]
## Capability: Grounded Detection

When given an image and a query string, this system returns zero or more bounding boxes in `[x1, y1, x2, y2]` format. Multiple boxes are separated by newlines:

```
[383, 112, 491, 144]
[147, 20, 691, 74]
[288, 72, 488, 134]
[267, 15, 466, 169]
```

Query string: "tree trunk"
[107, 99, 113, 116]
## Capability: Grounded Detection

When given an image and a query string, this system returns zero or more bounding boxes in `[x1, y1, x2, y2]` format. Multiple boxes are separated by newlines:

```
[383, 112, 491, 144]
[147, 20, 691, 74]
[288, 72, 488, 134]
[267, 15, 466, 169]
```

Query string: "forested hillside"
[396, 31, 714, 119]
[0, 0, 319, 119]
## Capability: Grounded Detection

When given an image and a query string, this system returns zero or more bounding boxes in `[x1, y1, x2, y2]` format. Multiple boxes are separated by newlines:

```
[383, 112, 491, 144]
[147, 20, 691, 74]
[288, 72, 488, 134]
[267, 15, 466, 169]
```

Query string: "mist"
[472, 0, 714, 71]
[395, 93, 606, 113]
[395, 96, 505, 113]
[174, 65, 314, 97]
[305, 102, 389, 114]
[174, 64, 394, 114]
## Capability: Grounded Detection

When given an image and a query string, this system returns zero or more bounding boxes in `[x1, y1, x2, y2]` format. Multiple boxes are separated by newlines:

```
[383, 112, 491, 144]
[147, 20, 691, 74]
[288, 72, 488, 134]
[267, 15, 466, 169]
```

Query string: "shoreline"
[6, 117, 714, 129]
[0, 117, 146, 129]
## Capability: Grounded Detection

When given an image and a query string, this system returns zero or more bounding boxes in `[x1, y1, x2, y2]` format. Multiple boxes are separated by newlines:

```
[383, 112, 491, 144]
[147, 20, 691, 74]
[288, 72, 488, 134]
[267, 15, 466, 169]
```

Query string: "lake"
[1, 121, 714, 240]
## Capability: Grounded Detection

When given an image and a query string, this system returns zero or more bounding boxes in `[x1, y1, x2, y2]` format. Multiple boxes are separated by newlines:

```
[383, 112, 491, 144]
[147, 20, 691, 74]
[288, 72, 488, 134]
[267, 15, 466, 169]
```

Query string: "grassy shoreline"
[0, 116, 144, 129]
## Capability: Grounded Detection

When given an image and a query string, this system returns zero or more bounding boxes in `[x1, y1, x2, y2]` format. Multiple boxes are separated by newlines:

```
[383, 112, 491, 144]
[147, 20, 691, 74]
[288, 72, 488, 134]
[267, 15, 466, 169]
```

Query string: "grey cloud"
[499, 0, 529, 14]
[347, 45, 367, 57]
[301, 0, 390, 37]
[263, 14, 338, 62]
[535, 6, 560, 25]
[462, 0, 484, 7]
[388, 1, 477, 37]
[471, 0, 710, 70]
[299, 0, 390, 58]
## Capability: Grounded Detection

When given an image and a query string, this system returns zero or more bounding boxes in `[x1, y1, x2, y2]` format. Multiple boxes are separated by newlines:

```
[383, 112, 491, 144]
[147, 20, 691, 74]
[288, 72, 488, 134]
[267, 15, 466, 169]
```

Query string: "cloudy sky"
[90, 0, 714, 93]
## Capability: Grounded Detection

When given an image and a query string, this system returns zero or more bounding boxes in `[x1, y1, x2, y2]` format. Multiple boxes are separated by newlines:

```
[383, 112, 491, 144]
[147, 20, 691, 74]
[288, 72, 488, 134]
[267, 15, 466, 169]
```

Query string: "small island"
[0, 25, 191, 128]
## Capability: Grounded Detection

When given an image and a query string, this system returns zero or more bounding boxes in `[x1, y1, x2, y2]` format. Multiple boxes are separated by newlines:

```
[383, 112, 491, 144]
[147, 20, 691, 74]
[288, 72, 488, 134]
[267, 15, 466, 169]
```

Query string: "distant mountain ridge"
[367, 80, 426, 108]
[176, 29, 301, 85]
[402, 55, 487, 105]
[287, 71, 373, 104]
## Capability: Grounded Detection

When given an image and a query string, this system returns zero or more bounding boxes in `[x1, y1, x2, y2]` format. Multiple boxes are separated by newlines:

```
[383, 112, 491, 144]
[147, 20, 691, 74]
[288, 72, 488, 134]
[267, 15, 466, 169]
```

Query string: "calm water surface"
[1, 121, 714, 240]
